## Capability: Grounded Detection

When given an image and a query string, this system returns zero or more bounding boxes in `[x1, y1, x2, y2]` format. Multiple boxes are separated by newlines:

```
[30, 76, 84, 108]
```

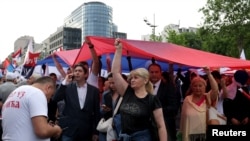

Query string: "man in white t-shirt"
[2, 76, 62, 141]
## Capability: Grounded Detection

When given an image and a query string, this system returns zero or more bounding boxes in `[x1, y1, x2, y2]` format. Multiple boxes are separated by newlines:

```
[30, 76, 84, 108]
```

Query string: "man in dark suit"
[148, 63, 180, 141]
[53, 63, 100, 141]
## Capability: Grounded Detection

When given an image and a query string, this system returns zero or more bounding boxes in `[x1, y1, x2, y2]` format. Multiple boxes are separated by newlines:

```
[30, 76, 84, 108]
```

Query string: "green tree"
[199, 0, 250, 58]
[181, 32, 202, 50]
[165, 30, 186, 46]
[198, 27, 238, 56]
[150, 33, 163, 42]
[164, 28, 203, 50]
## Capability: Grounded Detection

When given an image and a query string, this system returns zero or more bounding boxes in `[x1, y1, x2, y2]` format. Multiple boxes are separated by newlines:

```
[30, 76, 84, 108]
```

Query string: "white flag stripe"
[240, 49, 246, 60]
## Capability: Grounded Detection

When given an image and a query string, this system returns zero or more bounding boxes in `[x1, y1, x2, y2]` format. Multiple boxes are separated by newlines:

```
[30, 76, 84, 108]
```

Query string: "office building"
[64, 1, 126, 43]
[48, 26, 81, 54]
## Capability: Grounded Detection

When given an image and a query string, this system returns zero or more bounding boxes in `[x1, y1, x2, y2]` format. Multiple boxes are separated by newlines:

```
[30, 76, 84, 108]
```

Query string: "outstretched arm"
[52, 54, 66, 78]
[111, 38, 128, 96]
[204, 67, 219, 103]
[220, 78, 228, 99]
[85, 37, 99, 76]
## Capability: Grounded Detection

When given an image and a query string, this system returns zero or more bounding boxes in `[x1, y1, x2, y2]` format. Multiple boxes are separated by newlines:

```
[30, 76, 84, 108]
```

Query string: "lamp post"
[144, 14, 157, 41]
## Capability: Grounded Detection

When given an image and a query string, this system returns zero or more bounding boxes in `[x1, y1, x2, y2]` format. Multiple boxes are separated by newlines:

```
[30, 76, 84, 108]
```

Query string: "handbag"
[106, 97, 123, 141]
[96, 117, 113, 132]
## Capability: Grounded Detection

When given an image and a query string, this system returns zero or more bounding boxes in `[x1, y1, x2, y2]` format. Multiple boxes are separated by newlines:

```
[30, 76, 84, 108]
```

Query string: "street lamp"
[144, 14, 157, 41]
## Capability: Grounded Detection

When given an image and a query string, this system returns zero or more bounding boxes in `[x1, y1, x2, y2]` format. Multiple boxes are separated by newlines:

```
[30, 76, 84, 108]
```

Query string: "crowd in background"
[0, 38, 250, 141]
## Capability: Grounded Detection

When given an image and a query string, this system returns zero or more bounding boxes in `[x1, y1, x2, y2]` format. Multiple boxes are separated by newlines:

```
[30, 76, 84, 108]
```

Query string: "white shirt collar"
[153, 79, 161, 88]
[152, 79, 161, 95]
[76, 83, 87, 88]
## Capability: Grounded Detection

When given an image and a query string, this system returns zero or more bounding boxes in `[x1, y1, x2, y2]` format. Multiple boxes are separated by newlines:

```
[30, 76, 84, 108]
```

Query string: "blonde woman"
[111, 38, 167, 141]
[179, 67, 218, 141]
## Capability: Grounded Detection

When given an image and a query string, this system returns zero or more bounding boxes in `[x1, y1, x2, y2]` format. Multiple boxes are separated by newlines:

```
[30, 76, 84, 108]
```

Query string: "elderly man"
[2, 76, 62, 141]
[0, 72, 17, 104]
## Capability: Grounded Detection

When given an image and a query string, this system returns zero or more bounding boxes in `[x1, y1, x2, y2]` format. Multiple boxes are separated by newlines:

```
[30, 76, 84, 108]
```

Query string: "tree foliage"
[199, 0, 250, 58]
[165, 0, 250, 59]
[165, 28, 202, 50]
[150, 33, 163, 42]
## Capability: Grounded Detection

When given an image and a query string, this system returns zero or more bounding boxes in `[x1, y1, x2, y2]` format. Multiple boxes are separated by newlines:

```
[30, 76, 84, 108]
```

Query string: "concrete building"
[14, 36, 33, 53]
[142, 24, 198, 42]
[162, 24, 198, 42]
[14, 36, 42, 62]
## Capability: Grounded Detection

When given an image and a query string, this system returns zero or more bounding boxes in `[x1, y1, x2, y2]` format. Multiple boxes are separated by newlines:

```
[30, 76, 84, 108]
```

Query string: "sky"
[0, 0, 206, 62]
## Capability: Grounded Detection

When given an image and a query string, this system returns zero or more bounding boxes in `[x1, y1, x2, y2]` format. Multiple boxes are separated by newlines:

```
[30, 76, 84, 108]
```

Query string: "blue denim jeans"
[61, 135, 73, 141]
[99, 132, 107, 141]
[119, 129, 152, 141]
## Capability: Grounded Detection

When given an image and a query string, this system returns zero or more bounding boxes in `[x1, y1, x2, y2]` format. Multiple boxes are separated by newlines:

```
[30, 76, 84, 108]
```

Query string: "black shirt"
[120, 86, 162, 134]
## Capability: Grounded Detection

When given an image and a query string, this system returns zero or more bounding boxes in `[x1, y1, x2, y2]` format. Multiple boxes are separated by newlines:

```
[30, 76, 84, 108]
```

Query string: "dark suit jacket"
[53, 82, 100, 139]
[156, 80, 179, 117]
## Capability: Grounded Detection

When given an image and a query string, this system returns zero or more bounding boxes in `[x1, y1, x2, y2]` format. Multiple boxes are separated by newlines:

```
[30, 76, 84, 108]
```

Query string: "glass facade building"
[64, 2, 113, 43]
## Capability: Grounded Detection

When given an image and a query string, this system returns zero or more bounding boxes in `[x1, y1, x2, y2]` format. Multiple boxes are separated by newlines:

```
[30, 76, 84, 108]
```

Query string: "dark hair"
[190, 72, 197, 78]
[107, 72, 113, 78]
[49, 73, 57, 78]
[211, 70, 221, 79]
[121, 74, 128, 81]
[33, 76, 56, 88]
[148, 63, 162, 71]
[234, 70, 249, 85]
[162, 71, 171, 82]
[78, 61, 89, 67]
[73, 63, 88, 73]
[99, 76, 106, 83]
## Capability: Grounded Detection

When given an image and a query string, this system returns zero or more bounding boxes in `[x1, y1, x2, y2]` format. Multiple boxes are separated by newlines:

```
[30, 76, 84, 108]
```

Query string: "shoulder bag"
[106, 97, 123, 141]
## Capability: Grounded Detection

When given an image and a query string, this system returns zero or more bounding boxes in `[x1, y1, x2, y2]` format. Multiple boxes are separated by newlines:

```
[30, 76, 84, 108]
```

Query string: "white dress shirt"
[76, 83, 87, 109]
[153, 80, 161, 95]
[61, 79, 88, 109]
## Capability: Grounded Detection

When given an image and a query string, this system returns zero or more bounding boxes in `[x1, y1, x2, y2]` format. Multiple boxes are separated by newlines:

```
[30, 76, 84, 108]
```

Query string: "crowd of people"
[0, 37, 249, 141]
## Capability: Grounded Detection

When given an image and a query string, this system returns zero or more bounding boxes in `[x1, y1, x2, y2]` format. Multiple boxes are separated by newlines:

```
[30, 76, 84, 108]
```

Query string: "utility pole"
[144, 14, 157, 41]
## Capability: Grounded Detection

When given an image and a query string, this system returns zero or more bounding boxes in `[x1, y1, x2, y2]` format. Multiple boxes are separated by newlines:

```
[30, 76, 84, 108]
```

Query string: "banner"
[21, 39, 40, 78]
[21, 52, 40, 78]
[12, 48, 22, 63]
[3, 58, 14, 72]
[24, 52, 40, 67]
